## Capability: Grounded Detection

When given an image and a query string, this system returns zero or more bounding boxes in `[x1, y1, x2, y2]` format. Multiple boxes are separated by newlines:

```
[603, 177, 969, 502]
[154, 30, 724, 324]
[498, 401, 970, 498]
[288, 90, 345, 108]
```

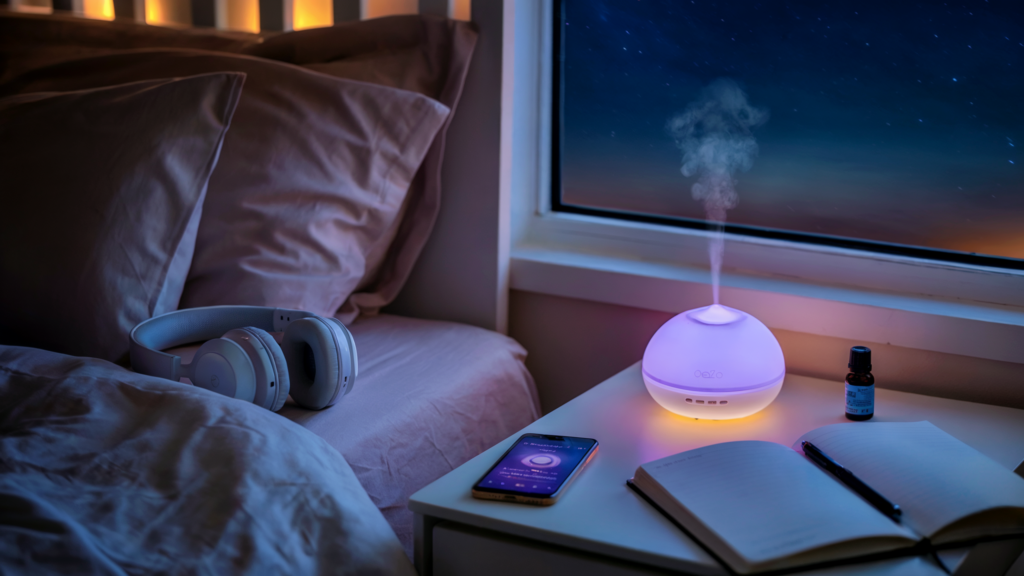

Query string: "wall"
[509, 290, 1024, 414]
[387, 0, 512, 333]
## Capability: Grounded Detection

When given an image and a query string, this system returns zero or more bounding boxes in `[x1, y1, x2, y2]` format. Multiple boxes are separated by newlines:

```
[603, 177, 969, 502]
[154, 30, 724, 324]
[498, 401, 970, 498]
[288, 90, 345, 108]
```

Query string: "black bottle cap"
[848, 346, 872, 372]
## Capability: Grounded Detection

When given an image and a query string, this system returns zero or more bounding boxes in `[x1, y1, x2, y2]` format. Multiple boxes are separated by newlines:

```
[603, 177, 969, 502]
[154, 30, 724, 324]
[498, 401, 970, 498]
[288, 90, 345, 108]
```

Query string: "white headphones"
[129, 306, 357, 411]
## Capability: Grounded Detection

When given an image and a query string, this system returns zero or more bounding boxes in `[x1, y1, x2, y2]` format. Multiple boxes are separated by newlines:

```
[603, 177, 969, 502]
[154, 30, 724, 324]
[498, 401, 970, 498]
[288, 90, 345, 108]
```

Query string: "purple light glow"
[642, 305, 786, 420]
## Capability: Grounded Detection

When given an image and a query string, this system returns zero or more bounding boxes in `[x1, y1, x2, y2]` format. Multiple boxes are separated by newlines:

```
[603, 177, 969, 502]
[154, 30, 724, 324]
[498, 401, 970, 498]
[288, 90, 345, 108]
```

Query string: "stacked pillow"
[244, 16, 478, 321]
[0, 15, 477, 364]
[0, 73, 243, 362]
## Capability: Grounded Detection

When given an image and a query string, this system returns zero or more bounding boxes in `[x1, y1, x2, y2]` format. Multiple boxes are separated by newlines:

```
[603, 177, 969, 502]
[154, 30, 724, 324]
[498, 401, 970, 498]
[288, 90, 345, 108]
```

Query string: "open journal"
[629, 421, 1024, 575]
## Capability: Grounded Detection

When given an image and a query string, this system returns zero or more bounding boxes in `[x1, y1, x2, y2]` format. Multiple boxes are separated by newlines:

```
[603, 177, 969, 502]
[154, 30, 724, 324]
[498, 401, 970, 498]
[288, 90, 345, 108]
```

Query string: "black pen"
[801, 441, 902, 522]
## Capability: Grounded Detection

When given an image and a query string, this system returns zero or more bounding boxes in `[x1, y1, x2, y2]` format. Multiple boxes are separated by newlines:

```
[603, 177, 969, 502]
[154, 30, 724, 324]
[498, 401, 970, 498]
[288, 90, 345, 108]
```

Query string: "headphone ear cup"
[190, 338, 256, 402]
[328, 316, 358, 385]
[281, 316, 356, 410]
[223, 327, 290, 412]
[250, 328, 290, 412]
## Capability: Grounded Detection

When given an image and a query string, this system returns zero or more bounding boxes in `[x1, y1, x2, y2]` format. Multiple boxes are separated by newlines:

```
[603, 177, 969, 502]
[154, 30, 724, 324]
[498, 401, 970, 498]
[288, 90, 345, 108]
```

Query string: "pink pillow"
[1, 15, 476, 323]
[0, 73, 243, 362]
[4, 49, 450, 318]
[246, 16, 478, 321]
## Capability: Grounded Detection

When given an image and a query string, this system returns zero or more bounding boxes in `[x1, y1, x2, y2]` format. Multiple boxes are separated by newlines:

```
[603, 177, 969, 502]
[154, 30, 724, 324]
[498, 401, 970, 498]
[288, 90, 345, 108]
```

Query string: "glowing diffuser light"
[642, 304, 785, 420]
[644, 79, 781, 420]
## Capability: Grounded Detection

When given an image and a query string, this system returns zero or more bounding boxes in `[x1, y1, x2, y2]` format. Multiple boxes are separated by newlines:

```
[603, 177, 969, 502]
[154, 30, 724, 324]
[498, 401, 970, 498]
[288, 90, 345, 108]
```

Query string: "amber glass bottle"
[845, 346, 874, 421]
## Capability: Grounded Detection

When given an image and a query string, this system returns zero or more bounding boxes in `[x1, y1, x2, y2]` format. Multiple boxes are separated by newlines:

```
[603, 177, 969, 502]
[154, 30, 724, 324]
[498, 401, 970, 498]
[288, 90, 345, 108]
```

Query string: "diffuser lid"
[642, 305, 785, 393]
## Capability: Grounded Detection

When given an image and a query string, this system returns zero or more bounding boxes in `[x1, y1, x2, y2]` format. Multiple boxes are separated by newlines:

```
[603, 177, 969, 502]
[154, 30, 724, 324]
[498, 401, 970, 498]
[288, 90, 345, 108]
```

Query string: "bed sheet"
[0, 345, 413, 576]
[280, 314, 541, 557]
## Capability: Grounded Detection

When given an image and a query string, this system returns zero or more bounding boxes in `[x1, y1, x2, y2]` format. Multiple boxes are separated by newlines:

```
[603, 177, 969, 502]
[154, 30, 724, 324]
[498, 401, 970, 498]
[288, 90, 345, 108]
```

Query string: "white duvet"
[0, 345, 414, 575]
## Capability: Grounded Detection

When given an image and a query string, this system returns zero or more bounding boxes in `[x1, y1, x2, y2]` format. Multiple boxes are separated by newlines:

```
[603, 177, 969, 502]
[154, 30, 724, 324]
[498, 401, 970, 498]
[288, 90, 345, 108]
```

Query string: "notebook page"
[796, 422, 1024, 541]
[639, 441, 916, 565]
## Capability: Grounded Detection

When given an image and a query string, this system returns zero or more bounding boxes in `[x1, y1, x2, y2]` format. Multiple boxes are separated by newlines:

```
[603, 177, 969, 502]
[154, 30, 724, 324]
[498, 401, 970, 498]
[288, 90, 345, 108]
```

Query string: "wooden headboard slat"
[5, 0, 456, 33]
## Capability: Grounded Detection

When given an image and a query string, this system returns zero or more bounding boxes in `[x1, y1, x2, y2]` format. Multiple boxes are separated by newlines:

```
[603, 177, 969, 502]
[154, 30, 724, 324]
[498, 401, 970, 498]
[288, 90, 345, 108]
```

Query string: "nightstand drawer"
[433, 521, 678, 576]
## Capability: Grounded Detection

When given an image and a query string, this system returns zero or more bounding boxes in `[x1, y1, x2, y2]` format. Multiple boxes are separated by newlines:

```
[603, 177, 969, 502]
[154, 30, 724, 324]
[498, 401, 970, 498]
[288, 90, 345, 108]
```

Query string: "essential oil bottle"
[845, 346, 874, 421]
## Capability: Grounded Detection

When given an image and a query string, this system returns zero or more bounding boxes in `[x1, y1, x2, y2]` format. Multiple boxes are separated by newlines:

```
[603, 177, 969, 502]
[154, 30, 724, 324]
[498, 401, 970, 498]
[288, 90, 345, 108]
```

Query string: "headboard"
[3, 0, 468, 31]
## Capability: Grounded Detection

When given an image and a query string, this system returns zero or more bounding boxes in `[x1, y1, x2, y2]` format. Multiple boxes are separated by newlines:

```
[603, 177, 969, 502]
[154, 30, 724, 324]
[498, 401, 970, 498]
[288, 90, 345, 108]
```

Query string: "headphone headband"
[130, 306, 314, 382]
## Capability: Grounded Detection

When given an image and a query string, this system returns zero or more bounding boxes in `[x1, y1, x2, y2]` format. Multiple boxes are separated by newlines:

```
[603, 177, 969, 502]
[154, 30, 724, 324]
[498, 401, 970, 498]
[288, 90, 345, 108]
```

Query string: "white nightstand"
[409, 363, 1024, 575]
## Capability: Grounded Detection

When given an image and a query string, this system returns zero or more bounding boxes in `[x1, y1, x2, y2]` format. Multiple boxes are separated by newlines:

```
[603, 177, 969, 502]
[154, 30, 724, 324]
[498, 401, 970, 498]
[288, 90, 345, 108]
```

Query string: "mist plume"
[668, 78, 768, 304]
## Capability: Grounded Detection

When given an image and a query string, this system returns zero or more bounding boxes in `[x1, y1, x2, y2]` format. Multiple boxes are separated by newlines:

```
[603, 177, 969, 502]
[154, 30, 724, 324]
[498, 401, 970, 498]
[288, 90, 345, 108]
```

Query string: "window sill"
[510, 244, 1024, 365]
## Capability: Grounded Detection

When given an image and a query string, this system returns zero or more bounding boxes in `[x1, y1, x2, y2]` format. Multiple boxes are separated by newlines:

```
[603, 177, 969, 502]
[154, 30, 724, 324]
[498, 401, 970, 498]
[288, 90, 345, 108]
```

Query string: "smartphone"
[471, 433, 599, 506]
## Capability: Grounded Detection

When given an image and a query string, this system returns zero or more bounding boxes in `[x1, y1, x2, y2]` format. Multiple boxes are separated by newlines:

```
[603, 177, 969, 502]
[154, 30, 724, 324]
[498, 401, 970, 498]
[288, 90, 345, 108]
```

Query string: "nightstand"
[409, 363, 1024, 575]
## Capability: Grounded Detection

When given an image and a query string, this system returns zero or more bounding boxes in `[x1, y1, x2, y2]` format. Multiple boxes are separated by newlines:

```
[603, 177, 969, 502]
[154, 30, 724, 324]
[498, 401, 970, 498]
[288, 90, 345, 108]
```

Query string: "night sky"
[561, 0, 1024, 260]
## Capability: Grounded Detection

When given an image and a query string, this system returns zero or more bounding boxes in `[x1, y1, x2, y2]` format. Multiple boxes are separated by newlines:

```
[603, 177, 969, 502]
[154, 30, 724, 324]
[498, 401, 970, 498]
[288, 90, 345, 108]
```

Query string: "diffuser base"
[642, 374, 784, 420]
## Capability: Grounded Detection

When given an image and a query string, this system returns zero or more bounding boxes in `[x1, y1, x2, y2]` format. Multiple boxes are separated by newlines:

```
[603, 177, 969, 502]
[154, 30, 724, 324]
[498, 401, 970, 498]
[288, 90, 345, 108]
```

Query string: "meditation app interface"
[478, 436, 595, 495]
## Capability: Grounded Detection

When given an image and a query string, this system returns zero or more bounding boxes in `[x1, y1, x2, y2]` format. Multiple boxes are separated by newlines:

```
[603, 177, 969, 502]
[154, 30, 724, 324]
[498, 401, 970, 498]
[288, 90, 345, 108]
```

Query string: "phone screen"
[474, 434, 598, 496]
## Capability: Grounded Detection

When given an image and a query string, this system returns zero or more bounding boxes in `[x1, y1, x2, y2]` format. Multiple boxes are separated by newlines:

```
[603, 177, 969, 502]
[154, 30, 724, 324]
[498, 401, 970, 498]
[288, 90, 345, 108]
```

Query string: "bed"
[0, 8, 539, 574]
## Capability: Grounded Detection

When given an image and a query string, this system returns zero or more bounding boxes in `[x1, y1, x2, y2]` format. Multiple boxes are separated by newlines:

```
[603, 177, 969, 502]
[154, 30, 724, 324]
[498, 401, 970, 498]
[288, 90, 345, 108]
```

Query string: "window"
[554, 0, 1024, 269]
[506, 0, 1024, 369]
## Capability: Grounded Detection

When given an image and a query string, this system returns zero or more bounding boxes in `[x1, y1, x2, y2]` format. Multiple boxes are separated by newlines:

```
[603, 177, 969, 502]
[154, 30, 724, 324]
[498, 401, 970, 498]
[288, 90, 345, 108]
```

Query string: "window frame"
[548, 0, 1024, 273]
[507, 0, 1024, 366]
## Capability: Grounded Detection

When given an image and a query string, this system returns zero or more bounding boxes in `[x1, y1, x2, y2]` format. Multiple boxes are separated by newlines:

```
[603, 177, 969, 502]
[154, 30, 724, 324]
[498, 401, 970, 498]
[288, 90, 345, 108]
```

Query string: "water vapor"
[668, 78, 768, 304]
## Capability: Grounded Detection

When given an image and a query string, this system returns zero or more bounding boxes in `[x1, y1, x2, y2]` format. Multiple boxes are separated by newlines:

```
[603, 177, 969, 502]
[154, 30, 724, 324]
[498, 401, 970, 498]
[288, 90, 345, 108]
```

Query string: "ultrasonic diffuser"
[642, 304, 785, 420]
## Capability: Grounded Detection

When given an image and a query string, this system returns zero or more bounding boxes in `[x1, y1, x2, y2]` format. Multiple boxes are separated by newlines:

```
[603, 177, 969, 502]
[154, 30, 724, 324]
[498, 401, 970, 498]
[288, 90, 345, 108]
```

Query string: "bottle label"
[845, 382, 874, 415]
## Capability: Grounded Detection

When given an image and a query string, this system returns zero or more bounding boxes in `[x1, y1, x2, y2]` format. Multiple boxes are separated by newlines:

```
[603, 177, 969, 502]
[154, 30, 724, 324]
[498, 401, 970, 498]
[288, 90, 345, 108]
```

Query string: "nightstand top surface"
[410, 364, 1024, 575]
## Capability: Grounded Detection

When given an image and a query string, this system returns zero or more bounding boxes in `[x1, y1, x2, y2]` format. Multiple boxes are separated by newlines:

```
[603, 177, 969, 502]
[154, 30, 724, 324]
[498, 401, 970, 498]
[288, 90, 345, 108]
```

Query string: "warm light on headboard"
[219, 0, 260, 32]
[8, 0, 53, 14]
[144, 0, 159, 23]
[362, 0, 417, 20]
[450, 0, 469, 21]
[143, 0, 190, 26]
[294, 0, 331, 30]
[83, 0, 114, 20]
[18, 0, 473, 32]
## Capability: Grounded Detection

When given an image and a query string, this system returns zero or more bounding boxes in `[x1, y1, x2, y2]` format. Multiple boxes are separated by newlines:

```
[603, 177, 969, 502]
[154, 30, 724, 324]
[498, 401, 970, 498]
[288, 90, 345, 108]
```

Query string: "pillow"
[245, 15, 478, 321]
[1, 49, 451, 319]
[0, 73, 244, 363]
[0, 15, 476, 322]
